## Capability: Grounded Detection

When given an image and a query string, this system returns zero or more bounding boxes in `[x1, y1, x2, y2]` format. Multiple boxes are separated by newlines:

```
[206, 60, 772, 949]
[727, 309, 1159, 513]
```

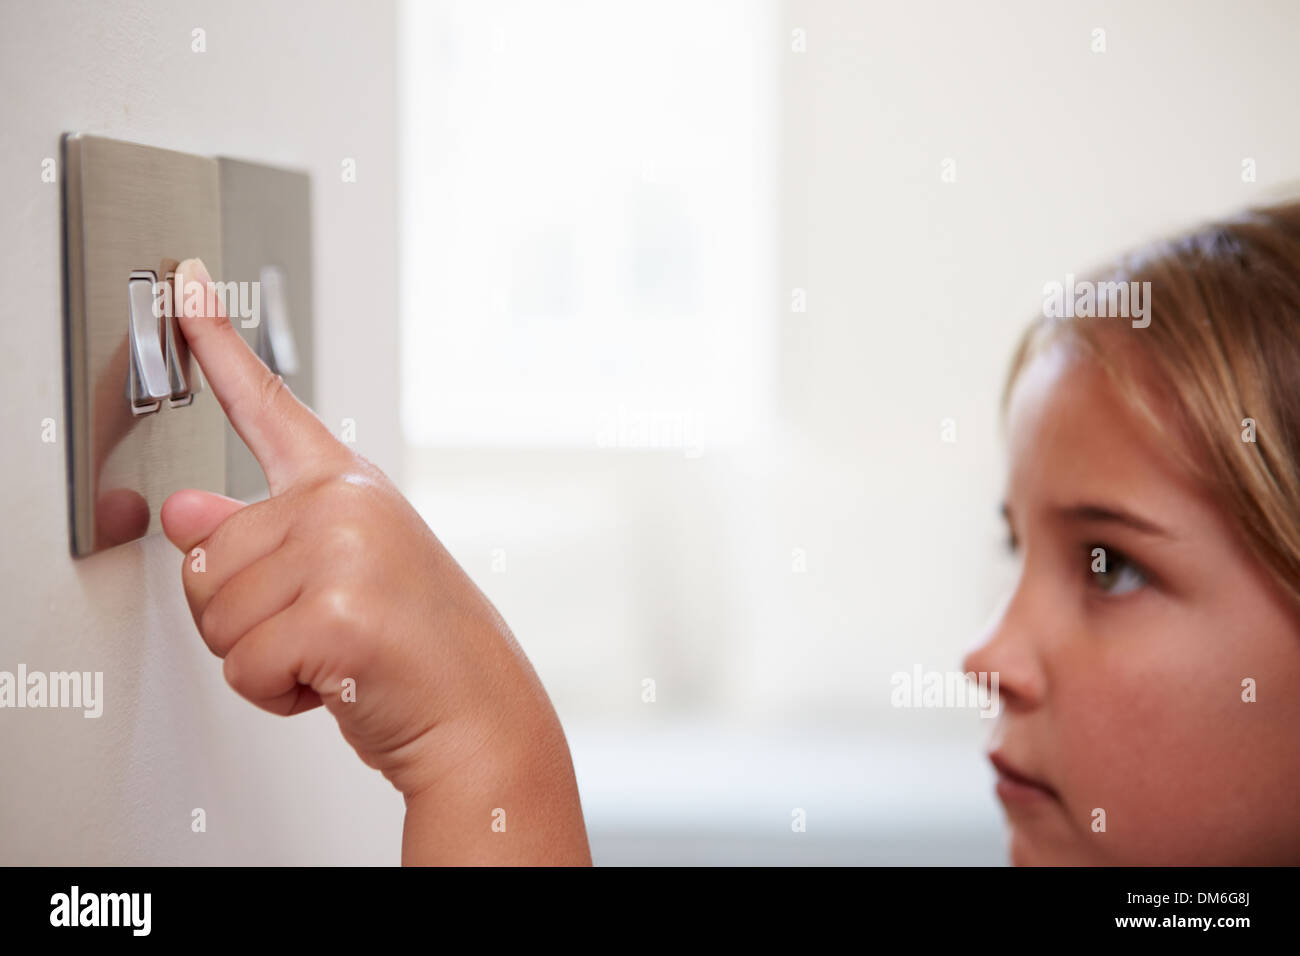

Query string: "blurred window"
[399, 0, 778, 449]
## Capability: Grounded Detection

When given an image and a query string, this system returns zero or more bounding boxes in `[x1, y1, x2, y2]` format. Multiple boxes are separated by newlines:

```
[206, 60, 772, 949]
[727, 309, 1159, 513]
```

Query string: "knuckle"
[222, 651, 245, 694]
[299, 476, 380, 529]
[312, 586, 370, 637]
[181, 563, 208, 607]
[240, 370, 286, 425]
[205, 497, 274, 553]
[197, 599, 220, 639]
[197, 600, 233, 656]
[229, 369, 286, 427]
[258, 370, 287, 411]
[322, 520, 368, 556]
[316, 473, 367, 504]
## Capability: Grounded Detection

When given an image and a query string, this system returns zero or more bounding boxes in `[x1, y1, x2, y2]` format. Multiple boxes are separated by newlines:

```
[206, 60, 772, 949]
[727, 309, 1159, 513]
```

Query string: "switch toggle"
[126, 270, 169, 415]
[256, 265, 300, 375]
[163, 270, 200, 406]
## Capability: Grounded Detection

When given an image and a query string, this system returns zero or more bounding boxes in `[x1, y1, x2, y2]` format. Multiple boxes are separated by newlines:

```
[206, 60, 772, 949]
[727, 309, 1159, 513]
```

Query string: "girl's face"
[963, 341, 1300, 865]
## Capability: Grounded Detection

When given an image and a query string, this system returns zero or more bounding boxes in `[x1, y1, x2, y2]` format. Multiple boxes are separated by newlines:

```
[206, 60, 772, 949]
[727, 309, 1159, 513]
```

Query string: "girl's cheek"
[1045, 636, 1172, 858]
[1052, 613, 1290, 863]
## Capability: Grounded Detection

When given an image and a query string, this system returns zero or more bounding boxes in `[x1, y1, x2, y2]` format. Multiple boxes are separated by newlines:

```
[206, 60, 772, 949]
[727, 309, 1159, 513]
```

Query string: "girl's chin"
[1005, 819, 1092, 866]
[1008, 832, 1059, 866]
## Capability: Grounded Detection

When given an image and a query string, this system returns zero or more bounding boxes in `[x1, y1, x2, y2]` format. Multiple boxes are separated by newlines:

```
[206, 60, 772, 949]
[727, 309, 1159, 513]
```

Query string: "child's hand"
[159, 259, 590, 865]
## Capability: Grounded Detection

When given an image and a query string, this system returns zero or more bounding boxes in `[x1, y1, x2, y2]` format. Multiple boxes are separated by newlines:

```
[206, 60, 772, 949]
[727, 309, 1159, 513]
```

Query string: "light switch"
[63, 136, 315, 551]
[62, 133, 226, 556]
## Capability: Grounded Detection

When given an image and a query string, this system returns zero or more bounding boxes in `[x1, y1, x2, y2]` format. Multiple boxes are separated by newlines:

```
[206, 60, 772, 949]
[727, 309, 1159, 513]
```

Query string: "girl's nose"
[962, 590, 1047, 710]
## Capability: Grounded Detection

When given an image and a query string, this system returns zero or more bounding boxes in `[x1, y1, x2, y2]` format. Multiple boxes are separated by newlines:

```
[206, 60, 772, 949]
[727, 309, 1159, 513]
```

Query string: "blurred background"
[4, 0, 1299, 864]
[395, 0, 1300, 863]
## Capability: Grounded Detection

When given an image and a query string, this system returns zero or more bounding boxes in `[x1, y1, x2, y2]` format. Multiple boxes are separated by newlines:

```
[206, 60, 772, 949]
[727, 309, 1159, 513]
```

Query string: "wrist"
[400, 703, 591, 865]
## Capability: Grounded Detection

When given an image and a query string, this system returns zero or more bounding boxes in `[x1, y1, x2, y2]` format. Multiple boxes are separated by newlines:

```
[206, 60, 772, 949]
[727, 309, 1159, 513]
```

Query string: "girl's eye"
[1088, 545, 1147, 596]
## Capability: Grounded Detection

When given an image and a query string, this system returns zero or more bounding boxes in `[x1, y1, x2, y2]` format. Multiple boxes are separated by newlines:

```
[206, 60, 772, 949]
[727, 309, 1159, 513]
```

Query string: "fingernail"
[178, 257, 210, 285]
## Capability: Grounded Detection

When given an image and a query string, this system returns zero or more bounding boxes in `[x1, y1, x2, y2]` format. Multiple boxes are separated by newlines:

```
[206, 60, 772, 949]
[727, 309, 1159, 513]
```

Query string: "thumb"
[161, 489, 247, 553]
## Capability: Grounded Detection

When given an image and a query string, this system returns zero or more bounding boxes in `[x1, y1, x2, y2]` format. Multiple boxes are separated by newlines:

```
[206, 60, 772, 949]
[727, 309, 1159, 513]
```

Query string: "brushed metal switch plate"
[218, 157, 315, 501]
[62, 133, 227, 556]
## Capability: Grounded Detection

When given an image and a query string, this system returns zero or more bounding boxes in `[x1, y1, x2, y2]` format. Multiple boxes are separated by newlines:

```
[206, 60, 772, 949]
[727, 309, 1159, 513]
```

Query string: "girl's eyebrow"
[1000, 500, 1175, 540]
[1055, 502, 1174, 539]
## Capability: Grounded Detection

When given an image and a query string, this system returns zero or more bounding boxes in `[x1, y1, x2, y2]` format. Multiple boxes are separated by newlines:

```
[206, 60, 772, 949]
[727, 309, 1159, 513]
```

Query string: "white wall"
[0, 0, 403, 863]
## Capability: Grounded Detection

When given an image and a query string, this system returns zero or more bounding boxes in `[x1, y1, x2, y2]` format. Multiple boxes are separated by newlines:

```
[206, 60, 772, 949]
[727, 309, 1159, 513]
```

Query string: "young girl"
[964, 201, 1300, 865]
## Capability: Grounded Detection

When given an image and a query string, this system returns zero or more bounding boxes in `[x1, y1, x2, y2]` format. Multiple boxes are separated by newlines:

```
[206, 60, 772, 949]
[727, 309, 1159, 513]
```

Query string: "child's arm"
[159, 258, 591, 865]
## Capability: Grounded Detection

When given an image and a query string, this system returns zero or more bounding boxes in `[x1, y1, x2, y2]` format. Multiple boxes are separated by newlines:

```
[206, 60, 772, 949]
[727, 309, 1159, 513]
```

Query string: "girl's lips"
[989, 752, 1059, 804]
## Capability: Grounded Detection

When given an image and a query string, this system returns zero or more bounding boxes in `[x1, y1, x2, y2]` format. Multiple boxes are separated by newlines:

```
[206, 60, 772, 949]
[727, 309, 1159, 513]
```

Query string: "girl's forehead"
[1005, 340, 1078, 432]
[1004, 341, 1111, 470]
[1003, 341, 1202, 519]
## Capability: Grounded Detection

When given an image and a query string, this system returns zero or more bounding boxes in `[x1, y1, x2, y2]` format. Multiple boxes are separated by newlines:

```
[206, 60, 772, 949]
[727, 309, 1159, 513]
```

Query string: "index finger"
[174, 257, 344, 493]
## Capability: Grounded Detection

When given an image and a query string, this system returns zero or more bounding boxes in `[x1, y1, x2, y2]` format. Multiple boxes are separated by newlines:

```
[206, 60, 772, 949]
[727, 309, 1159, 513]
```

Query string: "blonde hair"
[1005, 202, 1300, 609]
